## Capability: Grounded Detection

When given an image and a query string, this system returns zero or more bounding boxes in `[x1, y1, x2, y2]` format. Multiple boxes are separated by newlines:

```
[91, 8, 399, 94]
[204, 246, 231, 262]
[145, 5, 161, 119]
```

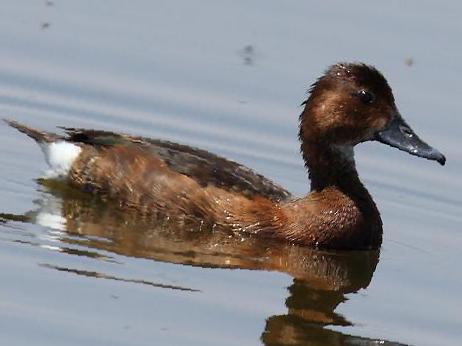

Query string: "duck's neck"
[301, 141, 382, 247]
[301, 142, 361, 192]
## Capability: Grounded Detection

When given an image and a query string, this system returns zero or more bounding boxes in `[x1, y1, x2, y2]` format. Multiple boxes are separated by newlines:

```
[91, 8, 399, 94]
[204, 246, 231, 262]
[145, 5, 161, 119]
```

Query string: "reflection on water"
[39, 263, 200, 292]
[0, 180, 404, 345]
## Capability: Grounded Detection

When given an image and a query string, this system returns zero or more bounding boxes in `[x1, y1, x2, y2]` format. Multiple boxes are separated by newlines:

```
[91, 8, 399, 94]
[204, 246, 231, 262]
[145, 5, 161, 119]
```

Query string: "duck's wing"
[62, 128, 291, 202]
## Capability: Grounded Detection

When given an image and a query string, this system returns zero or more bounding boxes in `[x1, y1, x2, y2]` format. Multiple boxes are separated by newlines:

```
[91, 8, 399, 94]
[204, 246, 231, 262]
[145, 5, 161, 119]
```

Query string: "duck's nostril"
[399, 125, 414, 138]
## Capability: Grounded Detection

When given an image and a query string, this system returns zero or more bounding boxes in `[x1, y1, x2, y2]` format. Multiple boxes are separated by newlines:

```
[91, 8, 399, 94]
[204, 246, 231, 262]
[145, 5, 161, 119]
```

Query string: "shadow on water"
[0, 180, 406, 346]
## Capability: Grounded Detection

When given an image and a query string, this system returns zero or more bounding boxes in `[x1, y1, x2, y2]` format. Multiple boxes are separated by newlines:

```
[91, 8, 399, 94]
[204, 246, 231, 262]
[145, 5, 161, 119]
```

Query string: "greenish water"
[0, 1, 461, 345]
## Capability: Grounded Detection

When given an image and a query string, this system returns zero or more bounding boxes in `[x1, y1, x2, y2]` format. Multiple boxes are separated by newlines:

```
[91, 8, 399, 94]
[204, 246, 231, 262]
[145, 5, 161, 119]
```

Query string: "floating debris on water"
[404, 57, 414, 66]
[238, 44, 256, 66]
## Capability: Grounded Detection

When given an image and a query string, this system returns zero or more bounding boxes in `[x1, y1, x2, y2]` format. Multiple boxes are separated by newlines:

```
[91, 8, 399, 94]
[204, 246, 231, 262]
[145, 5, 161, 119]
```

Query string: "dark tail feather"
[4, 119, 61, 143]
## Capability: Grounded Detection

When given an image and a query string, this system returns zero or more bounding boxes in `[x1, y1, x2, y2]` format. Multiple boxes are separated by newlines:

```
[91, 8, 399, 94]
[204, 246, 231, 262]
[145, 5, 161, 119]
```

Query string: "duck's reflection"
[1, 180, 402, 346]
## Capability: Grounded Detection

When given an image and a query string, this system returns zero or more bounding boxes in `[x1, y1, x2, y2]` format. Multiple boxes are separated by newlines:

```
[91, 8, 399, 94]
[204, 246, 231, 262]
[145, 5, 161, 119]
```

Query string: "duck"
[5, 62, 446, 250]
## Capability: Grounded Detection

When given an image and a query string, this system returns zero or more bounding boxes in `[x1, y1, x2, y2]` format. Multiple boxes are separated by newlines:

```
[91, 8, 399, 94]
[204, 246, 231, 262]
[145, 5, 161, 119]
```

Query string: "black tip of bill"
[375, 113, 446, 166]
[428, 148, 446, 166]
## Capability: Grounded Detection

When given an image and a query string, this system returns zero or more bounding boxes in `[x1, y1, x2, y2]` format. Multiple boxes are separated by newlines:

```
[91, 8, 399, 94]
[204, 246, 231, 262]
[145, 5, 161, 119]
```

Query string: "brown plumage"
[5, 62, 446, 250]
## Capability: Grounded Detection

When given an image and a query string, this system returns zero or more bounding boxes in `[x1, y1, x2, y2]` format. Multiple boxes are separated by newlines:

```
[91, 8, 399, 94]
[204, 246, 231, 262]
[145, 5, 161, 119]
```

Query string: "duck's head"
[299, 62, 445, 165]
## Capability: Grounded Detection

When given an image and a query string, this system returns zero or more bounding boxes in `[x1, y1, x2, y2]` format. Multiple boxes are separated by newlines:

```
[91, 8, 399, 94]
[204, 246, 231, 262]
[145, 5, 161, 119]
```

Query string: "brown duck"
[5, 62, 446, 250]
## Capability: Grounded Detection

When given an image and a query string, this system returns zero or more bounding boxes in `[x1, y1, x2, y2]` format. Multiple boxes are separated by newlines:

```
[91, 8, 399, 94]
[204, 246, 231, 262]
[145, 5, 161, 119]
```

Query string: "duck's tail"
[4, 119, 62, 143]
[4, 119, 82, 178]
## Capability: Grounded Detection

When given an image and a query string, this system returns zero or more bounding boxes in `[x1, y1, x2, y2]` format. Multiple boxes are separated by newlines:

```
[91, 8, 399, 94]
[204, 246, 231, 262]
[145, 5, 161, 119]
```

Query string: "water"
[0, 1, 461, 345]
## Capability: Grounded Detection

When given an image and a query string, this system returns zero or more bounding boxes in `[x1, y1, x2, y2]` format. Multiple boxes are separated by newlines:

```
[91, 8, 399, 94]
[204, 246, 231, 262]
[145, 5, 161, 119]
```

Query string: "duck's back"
[62, 128, 290, 214]
[134, 135, 290, 201]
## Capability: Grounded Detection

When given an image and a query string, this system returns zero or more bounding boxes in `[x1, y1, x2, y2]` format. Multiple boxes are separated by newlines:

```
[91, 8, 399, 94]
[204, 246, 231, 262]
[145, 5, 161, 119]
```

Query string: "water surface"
[0, 1, 461, 345]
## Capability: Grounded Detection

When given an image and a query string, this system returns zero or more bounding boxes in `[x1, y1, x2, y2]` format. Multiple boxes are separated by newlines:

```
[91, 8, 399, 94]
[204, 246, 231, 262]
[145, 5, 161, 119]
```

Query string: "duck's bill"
[375, 113, 446, 166]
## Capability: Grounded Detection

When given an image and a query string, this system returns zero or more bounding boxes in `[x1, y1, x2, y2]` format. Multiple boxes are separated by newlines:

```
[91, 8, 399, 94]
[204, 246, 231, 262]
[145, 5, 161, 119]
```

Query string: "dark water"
[0, 1, 461, 345]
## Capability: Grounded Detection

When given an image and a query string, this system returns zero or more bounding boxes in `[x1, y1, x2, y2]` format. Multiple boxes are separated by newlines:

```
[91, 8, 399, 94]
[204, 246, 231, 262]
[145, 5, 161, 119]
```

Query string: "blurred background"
[0, 1, 460, 345]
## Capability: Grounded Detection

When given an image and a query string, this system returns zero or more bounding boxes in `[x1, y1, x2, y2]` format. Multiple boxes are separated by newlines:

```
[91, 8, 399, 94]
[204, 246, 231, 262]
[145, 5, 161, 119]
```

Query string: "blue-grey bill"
[375, 113, 446, 166]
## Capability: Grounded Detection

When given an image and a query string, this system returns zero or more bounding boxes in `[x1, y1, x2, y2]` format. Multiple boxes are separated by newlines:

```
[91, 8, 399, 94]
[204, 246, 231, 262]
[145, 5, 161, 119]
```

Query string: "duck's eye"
[358, 90, 375, 104]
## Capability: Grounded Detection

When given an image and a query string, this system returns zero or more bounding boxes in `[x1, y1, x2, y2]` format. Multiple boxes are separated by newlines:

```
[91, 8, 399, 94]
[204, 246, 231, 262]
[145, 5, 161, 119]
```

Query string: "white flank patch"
[39, 141, 82, 178]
